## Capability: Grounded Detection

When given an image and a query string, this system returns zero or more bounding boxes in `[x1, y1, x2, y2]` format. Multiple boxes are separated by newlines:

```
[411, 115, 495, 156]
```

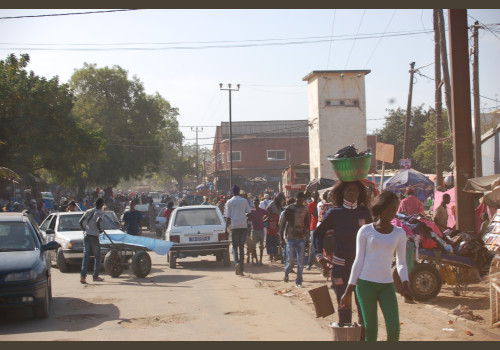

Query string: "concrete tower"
[303, 70, 371, 181]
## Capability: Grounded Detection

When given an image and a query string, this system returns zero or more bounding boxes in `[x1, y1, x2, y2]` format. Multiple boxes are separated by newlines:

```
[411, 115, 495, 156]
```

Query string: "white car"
[164, 205, 230, 268]
[39, 211, 128, 272]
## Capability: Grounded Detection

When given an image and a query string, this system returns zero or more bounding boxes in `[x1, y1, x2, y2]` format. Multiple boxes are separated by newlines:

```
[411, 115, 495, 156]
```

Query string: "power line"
[364, 9, 397, 68]
[0, 9, 143, 20]
[344, 9, 366, 69]
[326, 9, 336, 70]
[0, 30, 437, 52]
[467, 14, 500, 41]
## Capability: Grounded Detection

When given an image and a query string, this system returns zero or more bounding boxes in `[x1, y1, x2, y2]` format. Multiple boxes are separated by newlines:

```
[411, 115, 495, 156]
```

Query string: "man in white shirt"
[259, 193, 272, 210]
[224, 185, 252, 276]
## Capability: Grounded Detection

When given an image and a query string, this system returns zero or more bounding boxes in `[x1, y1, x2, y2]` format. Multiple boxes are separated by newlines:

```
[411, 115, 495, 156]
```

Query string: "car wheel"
[104, 249, 124, 278]
[48, 275, 53, 301]
[33, 286, 49, 319]
[409, 263, 442, 301]
[215, 252, 223, 262]
[132, 251, 152, 278]
[56, 248, 69, 273]
[222, 249, 230, 267]
[169, 251, 177, 269]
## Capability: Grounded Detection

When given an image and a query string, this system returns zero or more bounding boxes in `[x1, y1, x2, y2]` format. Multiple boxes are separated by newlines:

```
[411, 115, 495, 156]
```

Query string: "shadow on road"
[0, 296, 120, 335]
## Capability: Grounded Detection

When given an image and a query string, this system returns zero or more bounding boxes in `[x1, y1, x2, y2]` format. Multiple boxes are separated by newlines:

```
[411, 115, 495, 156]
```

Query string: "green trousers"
[355, 279, 400, 341]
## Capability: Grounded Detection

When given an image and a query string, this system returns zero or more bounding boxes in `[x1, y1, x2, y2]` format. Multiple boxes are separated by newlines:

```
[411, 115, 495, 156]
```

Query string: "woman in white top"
[340, 191, 413, 341]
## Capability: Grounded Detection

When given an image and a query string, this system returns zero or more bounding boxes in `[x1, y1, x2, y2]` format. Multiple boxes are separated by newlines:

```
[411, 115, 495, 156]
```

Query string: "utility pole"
[448, 9, 475, 231]
[219, 83, 240, 192]
[434, 10, 443, 190]
[191, 126, 203, 184]
[472, 20, 482, 177]
[437, 9, 453, 134]
[403, 62, 416, 160]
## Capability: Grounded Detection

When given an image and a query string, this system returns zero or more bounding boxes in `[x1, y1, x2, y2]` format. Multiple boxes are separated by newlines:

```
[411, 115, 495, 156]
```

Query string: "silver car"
[39, 211, 126, 272]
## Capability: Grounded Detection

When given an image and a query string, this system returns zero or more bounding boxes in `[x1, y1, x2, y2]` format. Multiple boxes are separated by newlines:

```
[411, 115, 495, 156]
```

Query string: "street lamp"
[219, 83, 240, 191]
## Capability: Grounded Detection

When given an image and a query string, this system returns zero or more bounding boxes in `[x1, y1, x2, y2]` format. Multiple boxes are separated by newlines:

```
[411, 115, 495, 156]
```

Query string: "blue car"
[0, 212, 59, 318]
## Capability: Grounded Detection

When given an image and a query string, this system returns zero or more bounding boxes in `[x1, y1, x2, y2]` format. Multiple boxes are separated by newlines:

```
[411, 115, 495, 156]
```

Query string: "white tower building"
[303, 70, 371, 181]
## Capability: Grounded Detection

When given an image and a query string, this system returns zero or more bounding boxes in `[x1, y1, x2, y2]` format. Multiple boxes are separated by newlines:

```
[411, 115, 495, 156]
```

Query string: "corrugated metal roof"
[220, 120, 309, 139]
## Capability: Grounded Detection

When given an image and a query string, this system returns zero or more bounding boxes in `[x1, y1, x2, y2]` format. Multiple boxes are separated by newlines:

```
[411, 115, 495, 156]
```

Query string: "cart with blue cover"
[99, 231, 173, 278]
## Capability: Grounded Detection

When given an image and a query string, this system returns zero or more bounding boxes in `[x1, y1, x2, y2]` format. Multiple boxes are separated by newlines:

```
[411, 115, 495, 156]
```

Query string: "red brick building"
[210, 120, 309, 193]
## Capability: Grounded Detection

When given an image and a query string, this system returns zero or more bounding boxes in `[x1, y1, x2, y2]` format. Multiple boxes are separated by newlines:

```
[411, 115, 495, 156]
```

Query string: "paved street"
[1, 231, 499, 341]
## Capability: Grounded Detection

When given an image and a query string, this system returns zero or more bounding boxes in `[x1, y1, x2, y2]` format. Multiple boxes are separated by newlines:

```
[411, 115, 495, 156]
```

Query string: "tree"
[0, 54, 101, 182]
[412, 109, 453, 174]
[375, 105, 429, 171]
[69, 63, 180, 194]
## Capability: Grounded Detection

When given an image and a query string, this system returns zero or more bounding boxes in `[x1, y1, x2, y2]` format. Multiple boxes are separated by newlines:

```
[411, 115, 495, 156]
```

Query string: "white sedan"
[164, 205, 230, 268]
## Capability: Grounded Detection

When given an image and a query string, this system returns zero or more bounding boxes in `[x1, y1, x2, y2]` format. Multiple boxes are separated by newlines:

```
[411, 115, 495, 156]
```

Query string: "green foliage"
[0, 54, 101, 181]
[412, 109, 453, 173]
[375, 105, 430, 172]
[69, 63, 180, 188]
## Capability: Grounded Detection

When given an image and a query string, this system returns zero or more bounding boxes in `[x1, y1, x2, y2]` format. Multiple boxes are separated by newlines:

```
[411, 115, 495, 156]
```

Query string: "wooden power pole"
[472, 20, 483, 177]
[434, 10, 443, 190]
[448, 9, 475, 231]
[437, 9, 453, 134]
[403, 62, 416, 160]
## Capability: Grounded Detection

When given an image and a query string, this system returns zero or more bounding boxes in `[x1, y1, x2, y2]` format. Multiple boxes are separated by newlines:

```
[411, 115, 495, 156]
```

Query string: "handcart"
[99, 231, 173, 278]
[394, 248, 482, 301]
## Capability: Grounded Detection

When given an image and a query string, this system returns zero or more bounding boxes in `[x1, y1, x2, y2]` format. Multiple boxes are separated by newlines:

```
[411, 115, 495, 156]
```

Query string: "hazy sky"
[1, 9, 499, 149]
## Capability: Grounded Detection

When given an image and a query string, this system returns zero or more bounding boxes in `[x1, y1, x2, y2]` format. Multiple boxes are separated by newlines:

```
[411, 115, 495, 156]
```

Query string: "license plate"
[189, 236, 210, 242]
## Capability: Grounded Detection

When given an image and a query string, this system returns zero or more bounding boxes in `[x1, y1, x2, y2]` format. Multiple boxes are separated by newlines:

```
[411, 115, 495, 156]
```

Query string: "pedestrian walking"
[224, 185, 252, 276]
[147, 199, 155, 231]
[265, 192, 285, 263]
[259, 193, 272, 210]
[280, 192, 310, 288]
[306, 191, 320, 270]
[79, 198, 105, 284]
[249, 197, 269, 265]
[313, 180, 373, 340]
[123, 200, 143, 236]
[340, 191, 412, 341]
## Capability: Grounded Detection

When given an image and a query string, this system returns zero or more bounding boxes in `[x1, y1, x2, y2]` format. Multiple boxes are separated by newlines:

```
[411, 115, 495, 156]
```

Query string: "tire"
[409, 263, 442, 301]
[392, 266, 402, 293]
[215, 252, 223, 262]
[48, 275, 53, 301]
[33, 286, 49, 319]
[168, 251, 177, 269]
[222, 249, 230, 267]
[104, 249, 124, 277]
[56, 248, 69, 273]
[132, 251, 152, 278]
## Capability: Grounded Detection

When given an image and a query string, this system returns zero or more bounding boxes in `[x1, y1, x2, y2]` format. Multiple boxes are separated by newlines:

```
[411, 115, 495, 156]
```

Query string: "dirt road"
[1, 236, 499, 341]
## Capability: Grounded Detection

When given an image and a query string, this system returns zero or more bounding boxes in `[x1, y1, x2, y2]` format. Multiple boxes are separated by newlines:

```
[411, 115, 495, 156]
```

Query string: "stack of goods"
[327, 145, 372, 182]
[393, 213, 492, 270]
[482, 212, 500, 253]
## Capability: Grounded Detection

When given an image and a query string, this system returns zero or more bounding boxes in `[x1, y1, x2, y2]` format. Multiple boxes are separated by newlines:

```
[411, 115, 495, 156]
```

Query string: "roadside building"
[211, 120, 309, 193]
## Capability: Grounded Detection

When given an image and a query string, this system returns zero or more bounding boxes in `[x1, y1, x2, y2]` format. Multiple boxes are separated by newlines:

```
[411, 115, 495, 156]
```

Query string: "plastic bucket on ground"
[330, 323, 362, 341]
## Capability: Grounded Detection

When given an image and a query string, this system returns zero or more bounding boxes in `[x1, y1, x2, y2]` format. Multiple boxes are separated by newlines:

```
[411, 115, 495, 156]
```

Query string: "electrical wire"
[0, 30, 436, 52]
[344, 9, 367, 70]
[0, 9, 143, 20]
[467, 14, 500, 41]
[364, 9, 397, 68]
[326, 9, 336, 70]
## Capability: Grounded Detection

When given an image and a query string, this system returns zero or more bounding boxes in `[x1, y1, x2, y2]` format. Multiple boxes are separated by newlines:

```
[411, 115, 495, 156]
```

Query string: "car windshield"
[58, 215, 83, 231]
[135, 204, 149, 212]
[174, 208, 222, 227]
[58, 214, 120, 231]
[0, 222, 36, 251]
